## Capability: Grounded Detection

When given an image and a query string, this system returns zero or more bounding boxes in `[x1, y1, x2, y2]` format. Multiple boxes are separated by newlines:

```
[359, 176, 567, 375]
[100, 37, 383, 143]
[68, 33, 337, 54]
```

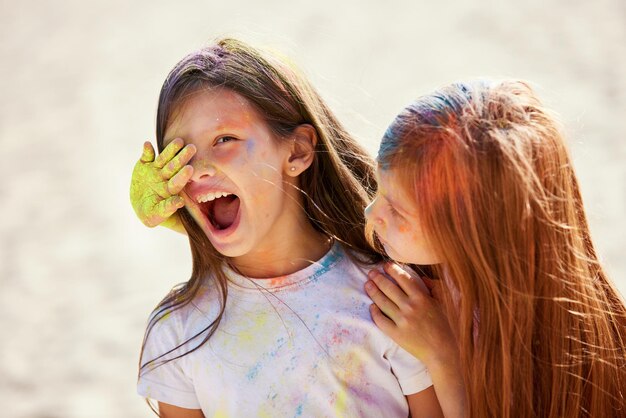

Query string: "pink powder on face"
[213, 143, 243, 165]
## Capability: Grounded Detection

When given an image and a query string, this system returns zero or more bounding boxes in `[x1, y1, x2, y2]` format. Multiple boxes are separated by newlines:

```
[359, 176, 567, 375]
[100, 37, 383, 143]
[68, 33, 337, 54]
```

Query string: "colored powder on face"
[246, 139, 255, 153]
[194, 158, 214, 173]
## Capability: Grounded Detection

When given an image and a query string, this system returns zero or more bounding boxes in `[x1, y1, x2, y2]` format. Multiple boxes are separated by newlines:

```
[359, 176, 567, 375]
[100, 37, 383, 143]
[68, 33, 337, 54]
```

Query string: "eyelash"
[215, 136, 237, 145]
[388, 203, 402, 219]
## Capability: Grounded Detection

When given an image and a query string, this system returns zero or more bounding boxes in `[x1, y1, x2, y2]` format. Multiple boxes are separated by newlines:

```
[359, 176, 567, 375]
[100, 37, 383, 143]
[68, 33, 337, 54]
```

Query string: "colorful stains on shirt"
[138, 243, 433, 416]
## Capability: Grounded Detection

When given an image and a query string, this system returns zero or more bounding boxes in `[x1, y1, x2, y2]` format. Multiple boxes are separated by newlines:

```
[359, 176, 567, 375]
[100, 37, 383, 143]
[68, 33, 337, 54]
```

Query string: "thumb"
[140, 141, 156, 163]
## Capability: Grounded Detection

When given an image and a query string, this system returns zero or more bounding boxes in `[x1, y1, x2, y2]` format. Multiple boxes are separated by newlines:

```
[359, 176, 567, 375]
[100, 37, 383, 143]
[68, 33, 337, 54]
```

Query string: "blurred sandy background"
[0, 0, 624, 416]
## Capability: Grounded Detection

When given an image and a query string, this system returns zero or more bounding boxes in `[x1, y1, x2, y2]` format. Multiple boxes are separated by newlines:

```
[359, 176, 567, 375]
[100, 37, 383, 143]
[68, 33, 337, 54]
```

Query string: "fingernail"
[365, 280, 374, 291]
[367, 270, 376, 278]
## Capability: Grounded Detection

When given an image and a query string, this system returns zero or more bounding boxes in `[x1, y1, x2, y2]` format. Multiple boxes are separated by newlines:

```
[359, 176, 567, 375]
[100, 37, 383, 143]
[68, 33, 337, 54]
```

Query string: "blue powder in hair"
[377, 80, 492, 169]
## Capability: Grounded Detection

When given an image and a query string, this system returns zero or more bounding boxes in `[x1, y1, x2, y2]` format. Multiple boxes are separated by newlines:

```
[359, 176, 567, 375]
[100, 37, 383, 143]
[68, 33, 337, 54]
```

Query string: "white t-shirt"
[137, 243, 432, 417]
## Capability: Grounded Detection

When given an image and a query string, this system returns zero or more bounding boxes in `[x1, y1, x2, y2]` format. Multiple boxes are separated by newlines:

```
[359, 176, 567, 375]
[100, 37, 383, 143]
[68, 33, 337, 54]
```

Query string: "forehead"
[377, 167, 418, 213]
[376, 167, 403, 193]
[164, 88, 265, 144]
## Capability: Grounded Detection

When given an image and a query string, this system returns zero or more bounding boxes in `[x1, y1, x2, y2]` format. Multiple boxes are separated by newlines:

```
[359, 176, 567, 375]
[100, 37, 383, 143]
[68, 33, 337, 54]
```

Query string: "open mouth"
[198, 194, 241, 231]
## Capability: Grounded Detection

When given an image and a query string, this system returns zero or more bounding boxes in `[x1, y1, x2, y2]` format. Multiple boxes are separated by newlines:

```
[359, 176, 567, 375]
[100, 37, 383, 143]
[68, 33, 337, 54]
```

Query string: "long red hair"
[378, 80, 626, 417]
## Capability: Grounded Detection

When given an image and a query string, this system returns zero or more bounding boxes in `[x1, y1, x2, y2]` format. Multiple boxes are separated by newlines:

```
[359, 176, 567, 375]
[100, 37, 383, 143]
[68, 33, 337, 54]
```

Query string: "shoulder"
[143, 280, 222, 350]
[334, 244, 379, 275]
[334, 246, 383, 287]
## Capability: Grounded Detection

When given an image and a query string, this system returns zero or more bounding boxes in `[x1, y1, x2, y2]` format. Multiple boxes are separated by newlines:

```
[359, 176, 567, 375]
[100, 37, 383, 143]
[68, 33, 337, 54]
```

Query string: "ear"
[285, 124, 318, 177]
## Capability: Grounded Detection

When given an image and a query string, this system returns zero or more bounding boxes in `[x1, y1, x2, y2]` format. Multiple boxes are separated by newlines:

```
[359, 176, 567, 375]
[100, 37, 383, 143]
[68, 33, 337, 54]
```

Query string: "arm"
[158, 402, 205, 418]
[423, 356, 465, 418]
[365, 263, 466, 418]
[130, 138, 195, 234]
[407, 386, 444, 418]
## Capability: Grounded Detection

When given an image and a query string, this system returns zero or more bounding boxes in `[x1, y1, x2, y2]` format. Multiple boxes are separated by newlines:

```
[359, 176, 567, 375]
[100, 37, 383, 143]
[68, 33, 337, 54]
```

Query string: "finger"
[368, 269, 410, 305]
[383, 262, 427, 296]
[364, 279, 400, 320]
[167, 165, 194, 195]
[154, 138, 184, 169]
[140, 141, 156, 163]
[369, 304, 397, 336]
[422, 277, 442, 301]
[155, 195, 185, 219]
[152, 181, 171, 199]
[421, 276, 441, 293]
[161, 144, 196, 179]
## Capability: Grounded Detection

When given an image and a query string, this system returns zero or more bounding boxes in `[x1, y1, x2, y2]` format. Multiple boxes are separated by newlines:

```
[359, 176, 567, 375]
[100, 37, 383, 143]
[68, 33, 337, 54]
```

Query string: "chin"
[384, 244, 440, 265]
[206, 236, 251, 258]
[406, 254, 443, 266]
[382, 244, 408, 264]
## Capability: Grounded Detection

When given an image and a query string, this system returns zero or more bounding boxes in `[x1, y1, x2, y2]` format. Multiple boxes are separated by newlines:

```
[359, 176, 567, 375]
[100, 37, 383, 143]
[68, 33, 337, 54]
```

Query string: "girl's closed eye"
[388, 203, 403, 220]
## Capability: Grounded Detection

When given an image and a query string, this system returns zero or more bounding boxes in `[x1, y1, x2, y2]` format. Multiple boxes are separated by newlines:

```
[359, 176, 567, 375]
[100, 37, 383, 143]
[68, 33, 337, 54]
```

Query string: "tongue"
[212, 195, 240, 229]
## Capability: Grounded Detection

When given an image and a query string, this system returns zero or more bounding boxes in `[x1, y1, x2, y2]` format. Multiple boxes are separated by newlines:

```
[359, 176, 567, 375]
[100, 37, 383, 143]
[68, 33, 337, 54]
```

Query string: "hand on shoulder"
[364, 262, 456, 367]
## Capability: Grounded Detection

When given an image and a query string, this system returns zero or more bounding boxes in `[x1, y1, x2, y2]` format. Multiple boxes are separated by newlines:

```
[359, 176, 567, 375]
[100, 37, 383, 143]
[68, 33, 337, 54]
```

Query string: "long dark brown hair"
[376, 80, 626, 417]
[138, 38, 382, 395]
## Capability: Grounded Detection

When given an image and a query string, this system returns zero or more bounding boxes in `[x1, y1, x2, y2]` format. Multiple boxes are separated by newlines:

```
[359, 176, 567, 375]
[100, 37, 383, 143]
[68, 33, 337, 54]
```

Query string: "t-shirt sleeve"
[137, 310, 201, 409]
[385, 342, 433, 395]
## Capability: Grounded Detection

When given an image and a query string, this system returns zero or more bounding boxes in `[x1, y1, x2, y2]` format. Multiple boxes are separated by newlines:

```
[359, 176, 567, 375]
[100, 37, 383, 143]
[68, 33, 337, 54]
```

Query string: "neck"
[230, 209, 331, 279]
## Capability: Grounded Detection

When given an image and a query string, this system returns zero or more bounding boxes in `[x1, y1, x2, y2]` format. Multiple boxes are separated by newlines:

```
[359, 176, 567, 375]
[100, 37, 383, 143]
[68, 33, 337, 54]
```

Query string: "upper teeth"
[197, 191, 232, 203]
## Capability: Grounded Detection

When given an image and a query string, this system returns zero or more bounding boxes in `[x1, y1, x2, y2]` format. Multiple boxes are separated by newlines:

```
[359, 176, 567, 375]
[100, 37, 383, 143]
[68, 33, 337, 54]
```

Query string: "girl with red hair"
[365, 80, 626, 417]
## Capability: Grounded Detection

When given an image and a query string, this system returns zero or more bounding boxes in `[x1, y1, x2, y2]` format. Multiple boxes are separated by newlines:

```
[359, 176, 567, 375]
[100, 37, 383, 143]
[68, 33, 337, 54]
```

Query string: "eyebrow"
[374, 167, 414, 216]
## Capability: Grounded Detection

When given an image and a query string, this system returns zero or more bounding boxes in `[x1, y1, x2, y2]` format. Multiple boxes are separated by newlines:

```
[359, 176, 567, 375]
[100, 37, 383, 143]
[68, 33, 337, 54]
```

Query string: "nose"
[189, 155, 218, 181]
[364, 200, 383, 225]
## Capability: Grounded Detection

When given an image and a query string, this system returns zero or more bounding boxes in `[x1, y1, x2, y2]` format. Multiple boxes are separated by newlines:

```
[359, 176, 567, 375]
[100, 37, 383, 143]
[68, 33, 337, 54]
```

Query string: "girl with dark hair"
[130, 39, 443, 417]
